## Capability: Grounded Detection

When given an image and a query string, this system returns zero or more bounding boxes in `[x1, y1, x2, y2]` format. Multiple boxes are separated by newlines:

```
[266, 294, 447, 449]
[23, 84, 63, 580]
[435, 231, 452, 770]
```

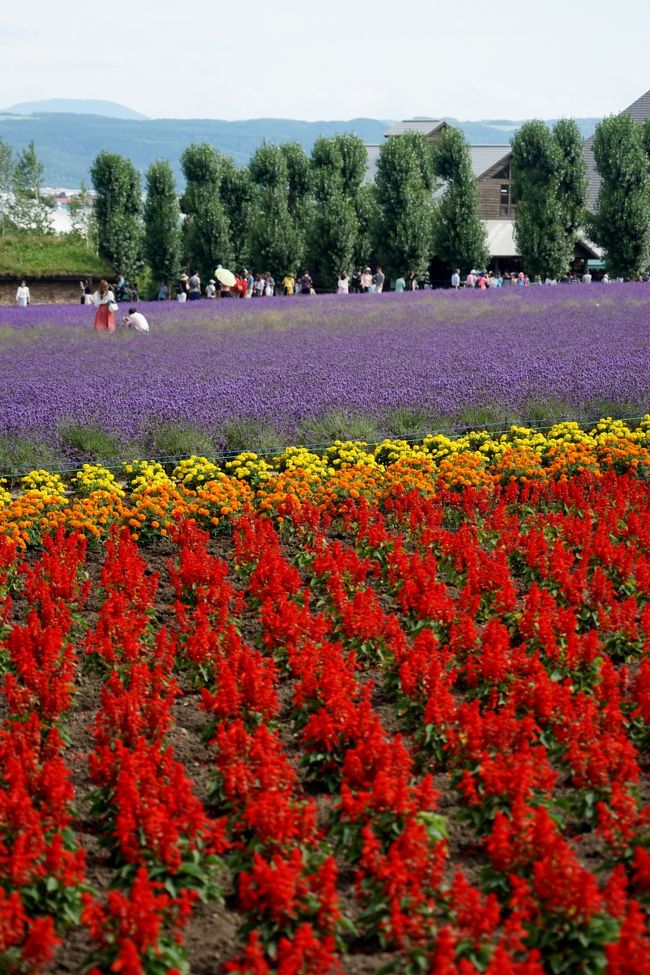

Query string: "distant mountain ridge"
[444, 117, 600, 144]
[1, 99, 148, 120]
[0, 101, 601, 187]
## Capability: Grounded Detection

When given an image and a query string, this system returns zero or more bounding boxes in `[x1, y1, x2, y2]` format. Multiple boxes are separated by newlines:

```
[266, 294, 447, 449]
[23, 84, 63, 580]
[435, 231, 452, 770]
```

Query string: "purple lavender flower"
[0, 285, 648, 451]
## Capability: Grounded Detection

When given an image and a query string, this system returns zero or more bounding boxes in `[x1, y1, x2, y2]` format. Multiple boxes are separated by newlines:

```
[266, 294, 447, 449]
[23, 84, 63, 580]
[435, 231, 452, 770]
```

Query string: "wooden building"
[365, 119, 602, 268]
[366, 121, 516, 217]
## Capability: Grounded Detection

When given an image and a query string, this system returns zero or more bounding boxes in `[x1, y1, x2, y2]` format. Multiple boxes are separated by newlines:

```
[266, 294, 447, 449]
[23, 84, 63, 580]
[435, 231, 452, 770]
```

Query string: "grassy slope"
[0, 234, 113, 277]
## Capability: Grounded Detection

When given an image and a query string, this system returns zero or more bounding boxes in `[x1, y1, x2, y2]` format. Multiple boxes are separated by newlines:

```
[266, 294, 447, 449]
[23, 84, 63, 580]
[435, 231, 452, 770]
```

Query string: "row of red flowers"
[1, 470, 650, 972]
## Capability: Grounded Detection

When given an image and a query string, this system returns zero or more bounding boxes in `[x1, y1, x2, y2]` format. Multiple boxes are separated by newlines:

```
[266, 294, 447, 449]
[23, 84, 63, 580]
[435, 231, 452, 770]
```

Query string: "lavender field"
[1, 285, 649, 467]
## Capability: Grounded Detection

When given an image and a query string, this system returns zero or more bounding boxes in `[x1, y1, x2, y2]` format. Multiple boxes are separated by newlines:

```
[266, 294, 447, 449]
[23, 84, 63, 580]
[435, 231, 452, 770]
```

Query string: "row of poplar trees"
[511, 114, 650, 279]
[89, 129, 490, 289]
[90, 114, 650, 288]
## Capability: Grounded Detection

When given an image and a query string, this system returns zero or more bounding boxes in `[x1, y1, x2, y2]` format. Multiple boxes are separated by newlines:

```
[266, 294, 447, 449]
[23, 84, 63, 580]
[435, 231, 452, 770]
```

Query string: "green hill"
[0, 235, 112, 278]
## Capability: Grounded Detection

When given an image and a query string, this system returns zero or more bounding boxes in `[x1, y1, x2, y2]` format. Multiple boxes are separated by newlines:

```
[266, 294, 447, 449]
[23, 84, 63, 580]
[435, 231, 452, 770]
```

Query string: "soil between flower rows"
[36, 537, 411, 974]
[4, 473, 650, 974]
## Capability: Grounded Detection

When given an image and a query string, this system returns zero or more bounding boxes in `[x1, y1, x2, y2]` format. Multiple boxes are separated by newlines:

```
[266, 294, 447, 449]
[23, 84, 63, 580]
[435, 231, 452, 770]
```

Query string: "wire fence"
[1, 412, 647, 480]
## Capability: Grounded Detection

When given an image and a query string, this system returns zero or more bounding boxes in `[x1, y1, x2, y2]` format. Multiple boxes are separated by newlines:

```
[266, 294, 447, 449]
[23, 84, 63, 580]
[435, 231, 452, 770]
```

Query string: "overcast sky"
[1, 0, 648, 121]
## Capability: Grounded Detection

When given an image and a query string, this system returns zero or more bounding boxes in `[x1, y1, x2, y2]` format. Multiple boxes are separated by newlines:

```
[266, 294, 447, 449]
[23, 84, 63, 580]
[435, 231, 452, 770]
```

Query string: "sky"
[1, 0, 648, 121]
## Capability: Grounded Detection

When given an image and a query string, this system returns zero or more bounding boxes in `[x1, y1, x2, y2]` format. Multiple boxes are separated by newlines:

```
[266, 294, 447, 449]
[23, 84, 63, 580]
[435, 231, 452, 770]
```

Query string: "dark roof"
[585, 89, 650, 212]
[624, 89, 650, 123]
[469, 146, 512, 178]
[385, 119, 445, 138]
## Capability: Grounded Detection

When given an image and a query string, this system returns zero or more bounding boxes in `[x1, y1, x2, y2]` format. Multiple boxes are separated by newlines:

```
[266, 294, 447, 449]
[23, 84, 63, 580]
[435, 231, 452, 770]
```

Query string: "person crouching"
[121, 307, 150, 332]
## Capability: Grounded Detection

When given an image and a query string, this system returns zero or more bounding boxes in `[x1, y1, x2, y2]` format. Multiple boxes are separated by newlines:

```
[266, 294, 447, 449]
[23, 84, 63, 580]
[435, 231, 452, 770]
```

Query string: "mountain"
[0, 111, 602, 187]
[0, 99, 148, 120]
[0, 114, 393, 186]
[446, 117, 600, 143]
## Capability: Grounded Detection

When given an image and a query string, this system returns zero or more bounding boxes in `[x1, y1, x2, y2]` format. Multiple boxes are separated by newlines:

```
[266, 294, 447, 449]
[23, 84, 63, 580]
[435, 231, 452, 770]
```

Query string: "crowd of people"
[158, 265, 420, 300]
[451, 268, 627, 288]
[11, 262, 645, 319]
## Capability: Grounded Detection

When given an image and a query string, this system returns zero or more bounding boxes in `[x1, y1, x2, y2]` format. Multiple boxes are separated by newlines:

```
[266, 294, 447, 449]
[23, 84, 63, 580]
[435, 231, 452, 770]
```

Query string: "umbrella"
[215, 266, 236, 287]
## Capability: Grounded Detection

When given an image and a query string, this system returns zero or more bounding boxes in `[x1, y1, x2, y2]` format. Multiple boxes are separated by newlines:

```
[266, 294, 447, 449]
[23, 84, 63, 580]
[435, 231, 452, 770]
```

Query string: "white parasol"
[215, 266, 236, 287]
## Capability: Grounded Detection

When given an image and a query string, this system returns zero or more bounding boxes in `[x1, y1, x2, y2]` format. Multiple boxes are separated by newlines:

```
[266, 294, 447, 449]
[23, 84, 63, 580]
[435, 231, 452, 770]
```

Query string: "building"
[366, 119, 521, 265]
[366, 118, 602, 269]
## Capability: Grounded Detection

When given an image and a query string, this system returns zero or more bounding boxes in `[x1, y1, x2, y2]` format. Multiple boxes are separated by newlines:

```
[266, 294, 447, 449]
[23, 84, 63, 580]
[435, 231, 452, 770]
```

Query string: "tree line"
[511, 115, 650, 280]
[3, 113, 650, 286]
[88, 129, 489, 290]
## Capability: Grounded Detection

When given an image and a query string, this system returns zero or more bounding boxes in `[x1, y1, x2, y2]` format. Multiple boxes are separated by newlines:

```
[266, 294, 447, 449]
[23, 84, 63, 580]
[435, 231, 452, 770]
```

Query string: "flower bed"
[1, 285, 649, 466]
[1, 419, 650, 973]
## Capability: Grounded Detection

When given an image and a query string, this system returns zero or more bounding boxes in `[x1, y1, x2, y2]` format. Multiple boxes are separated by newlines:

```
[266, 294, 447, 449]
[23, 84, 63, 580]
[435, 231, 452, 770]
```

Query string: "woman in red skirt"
[92, 279, 117, 331]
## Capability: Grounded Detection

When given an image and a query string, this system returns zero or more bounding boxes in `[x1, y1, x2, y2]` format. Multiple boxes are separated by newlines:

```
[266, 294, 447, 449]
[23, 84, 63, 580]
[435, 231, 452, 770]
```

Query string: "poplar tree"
[433, 126, 488, 271]
[511, 120, 584, 278]
[144, 160, 182, 283]
[374, 132, 437, 280]
[180, 144, 234, 278]
[310, 134, 368, 285]
[12, 141, 54, 235]
[248, 143, 305, 275]
[220, 158, 254, 269]
[554, 118, 588, 242]
[90, 150, 144, 278]
[590, 114, 650, 278]
[279, 142, 312, 215]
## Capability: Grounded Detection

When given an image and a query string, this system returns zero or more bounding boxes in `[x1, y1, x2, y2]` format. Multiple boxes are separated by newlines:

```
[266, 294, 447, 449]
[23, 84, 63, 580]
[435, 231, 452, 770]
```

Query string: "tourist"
[264, 272, 275, 297]
[176, 274, 189, 302]
[80, 278, 94, 304]
[231, 276, 247, 299]
[282, 272, 296, 296]
[582, 269, 593, 284]
[466, 270, 476, 288]
[188, 270, 201, 300]
[299, 270, 313, 295]
[206, 279, 217, 298]
[360, 267, 372, 292]
[114, 272, 128, 302]
[372, 266, 385, 293]
[451, 269, 460, 289]
[337, 271, 349, 294]
[351, 269, 362, 293]
[394, 274, 406, 293]
[157, 281, 169, 301]
[244, 269, 254, 298]
[15, 280, 30, 306]
[488, 272, 498, 289]
[92, 279, 117, 332]
[121, 307, 149, 332]
[602, 272, 610, 283]
[253, 274, 264, 298]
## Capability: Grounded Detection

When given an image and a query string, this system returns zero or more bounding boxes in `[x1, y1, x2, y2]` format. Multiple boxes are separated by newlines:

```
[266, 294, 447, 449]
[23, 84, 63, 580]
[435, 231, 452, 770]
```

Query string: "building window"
[500, 185, 510, 217]
[492, 163, 511, 180]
